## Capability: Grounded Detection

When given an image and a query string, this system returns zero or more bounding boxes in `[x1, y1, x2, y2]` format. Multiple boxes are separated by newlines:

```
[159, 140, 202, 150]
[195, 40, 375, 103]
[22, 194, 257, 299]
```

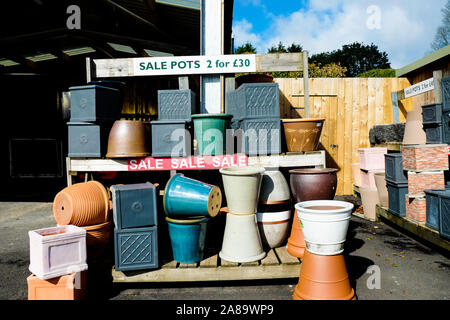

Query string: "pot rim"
[295, 200, 354, 214]
[219, 166, 265, 176]
[191, 113, 233, 120]
[281, 118, 325, 123]
[81, 220, 111, 230]
[163, 173, 184, 214]
[165, 216, 209, 224]
[289, 168, 339, 174]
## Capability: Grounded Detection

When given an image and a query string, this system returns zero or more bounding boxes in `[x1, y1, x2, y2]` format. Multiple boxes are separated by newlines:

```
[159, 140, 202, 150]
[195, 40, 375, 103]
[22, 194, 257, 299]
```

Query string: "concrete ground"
[0, 196, 449, 300]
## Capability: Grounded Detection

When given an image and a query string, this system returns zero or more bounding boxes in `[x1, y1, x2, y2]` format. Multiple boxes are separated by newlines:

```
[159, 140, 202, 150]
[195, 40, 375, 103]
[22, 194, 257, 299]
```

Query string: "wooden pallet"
[112, 246, 301, 283]
[376, 205, 450, 252]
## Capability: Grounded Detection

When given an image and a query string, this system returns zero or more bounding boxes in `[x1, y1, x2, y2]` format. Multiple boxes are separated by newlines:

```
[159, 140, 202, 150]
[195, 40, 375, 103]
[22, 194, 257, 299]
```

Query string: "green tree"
[234, 42, 257, 54]
[356, 69, 396, 78]
[310, 42, 391, 77]
[267, 42, 303, 53]
[431, 0, 450, 50]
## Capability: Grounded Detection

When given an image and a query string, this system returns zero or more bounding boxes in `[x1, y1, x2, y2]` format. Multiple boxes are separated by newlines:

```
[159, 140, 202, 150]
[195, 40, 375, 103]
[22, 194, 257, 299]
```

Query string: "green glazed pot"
[191, 113, 233, 156]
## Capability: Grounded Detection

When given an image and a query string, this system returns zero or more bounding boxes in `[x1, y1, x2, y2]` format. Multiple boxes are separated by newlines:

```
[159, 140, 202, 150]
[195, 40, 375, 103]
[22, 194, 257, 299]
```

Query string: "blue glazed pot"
[166, 216, 209, 263]
[163, 173, 222, 218]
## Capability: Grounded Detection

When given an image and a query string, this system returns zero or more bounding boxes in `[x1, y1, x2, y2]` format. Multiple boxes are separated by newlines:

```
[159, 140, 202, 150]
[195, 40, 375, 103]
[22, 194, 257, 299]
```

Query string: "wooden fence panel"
[274, 77, 410, 195]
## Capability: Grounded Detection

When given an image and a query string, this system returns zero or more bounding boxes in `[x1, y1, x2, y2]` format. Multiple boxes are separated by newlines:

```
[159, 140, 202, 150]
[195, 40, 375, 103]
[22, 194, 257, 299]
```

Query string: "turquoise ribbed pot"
[163, 173, 222, 218]
[192, 113, 232, 156]
[166, 216, 209, 263]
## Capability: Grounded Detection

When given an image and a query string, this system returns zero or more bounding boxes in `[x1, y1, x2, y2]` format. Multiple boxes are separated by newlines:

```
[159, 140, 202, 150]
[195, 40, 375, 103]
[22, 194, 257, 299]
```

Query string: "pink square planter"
[28, 225, 88, 280]
[358, 147, 388, 171]
[360, 169, 384, 188]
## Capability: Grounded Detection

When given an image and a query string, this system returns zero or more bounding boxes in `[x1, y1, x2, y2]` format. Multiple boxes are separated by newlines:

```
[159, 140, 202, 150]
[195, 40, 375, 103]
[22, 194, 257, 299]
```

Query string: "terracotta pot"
[360, 187, 380, 221]
[281, 118, 325, 152]
[374, 172, 389, 208]
[259, 170, 291, 205]
[106, 120, 150, 158]
[81, 220, 112, 260]
[256, 210, 291, 249]
[235, 73, 273, 88]
[286, 210, 306, 258]
[53, 181, 110, 226]
[352, 163, 362, 187]
[293, 251, 356, 300]
[219, 213, 266, 263]
[289, 168, 339, 203]
[219, 166, 265, 214]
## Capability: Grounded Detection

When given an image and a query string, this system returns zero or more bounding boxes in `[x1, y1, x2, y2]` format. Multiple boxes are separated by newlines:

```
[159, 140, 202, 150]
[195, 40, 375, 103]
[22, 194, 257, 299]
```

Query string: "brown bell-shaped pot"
[289, 168, 339, 203]
[293, 251, 356, 300]
[281, 118, 325, 152]
[106, 120, 150, 158]
[287, 209, 306, 258]
[53, 181, 110, 227]
[81, 220, 112, 260]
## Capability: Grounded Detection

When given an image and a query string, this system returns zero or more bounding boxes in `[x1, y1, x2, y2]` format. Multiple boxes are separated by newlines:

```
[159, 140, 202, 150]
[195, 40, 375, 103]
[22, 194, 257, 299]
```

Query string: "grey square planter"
[421, 103, 442, 125]
[385, 153, 408, 184]
[114, 226, 159, 271]
[233, 118, 281, 156]
[158, 89, 196, 121]
[387, 181, 408, 217]
[69, 85, 121, 122]
[68, 122, 112, 158]
[151, 120, 192, 157]
[226, 83, 280, 120]
[111, 182, 159, 230]
[424, 123, 443, 144]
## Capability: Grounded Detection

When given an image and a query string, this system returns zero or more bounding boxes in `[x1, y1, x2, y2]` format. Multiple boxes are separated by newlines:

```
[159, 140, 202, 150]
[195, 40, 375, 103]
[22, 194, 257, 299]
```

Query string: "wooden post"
[303, 51, 310, 118]
[392, 92, 399, 123]
[178, 76, 189, 90]
[433, 70, 443, 104]
[224, 75, 236, 113]
[200, 0, 223, 114]
[85, 57, 96, 84]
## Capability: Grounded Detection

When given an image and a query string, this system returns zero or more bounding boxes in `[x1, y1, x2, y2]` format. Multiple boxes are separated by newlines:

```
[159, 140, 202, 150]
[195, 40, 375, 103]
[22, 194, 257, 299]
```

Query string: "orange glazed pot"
[53, 181, 110, 227]
[286, 210, 306, 258]
[293, 251, 356, 300]
[106, 120, 150, 158]
[281, 118, 325, 152]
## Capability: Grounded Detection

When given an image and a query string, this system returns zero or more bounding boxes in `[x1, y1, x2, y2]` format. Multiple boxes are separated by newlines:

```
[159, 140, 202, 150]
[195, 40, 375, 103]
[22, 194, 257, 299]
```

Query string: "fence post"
[303, 51, 310, 118]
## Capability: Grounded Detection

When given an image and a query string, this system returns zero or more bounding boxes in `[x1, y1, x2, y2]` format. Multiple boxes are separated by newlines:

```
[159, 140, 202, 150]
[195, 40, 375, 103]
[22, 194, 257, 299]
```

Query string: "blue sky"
[232, 0, 448, 69]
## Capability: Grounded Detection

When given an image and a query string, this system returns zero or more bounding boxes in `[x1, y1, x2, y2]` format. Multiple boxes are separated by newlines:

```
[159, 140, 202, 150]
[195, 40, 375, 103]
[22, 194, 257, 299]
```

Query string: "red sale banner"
[128, 154, 248, 171]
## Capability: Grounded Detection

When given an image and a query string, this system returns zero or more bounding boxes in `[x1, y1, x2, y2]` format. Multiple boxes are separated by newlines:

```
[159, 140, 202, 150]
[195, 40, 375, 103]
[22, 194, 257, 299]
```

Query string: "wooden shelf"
[66, 151, 327, 185]
[111, 246, 301, 283]
[376, 205, 450, 252]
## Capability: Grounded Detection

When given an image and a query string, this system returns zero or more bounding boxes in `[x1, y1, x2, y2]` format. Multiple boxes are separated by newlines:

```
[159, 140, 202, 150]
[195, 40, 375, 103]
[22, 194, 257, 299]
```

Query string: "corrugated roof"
[396, 44, 450, 77]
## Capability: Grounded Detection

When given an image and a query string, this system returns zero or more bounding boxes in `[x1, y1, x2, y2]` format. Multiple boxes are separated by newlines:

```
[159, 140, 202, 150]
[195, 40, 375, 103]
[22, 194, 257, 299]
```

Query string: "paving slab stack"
[67, 85, 121, 158]
[111, 182, 160, 271]
[151, 89, 196, 157]
[226, 82, 281, 155]
[357, 147, 388, 221]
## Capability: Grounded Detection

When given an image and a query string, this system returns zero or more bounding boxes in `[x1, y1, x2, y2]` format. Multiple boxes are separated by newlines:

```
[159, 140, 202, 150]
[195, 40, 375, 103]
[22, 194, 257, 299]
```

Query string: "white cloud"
[233, 0, 447, 68]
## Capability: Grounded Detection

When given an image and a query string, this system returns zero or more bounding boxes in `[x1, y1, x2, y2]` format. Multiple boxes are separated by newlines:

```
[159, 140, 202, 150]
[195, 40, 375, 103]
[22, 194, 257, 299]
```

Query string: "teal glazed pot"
[163, 173, 222, 218]
[191, 113, 233, 156]
[166, 216, 209, 263]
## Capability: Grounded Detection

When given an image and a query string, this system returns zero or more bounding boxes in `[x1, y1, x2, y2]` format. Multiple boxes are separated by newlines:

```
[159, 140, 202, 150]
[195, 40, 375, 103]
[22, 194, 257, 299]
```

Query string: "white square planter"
[29, 225, 88, 280]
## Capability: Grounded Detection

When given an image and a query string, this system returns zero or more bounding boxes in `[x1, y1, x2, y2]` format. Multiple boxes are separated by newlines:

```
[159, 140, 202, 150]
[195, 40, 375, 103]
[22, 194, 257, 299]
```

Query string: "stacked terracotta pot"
[53, 181, 112, 261]
[219, 166, 267, 263]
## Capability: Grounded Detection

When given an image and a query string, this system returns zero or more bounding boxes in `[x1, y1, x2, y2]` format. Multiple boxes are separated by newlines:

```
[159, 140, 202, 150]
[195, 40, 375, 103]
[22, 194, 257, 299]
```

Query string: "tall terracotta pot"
[53, 181, 110, 226]
[81, 220, 112, 260]
[293, 251, 356, 300]
[281, 118, 325, 152]
[286, 209, 306, 258]
[289, 168, 339, 203]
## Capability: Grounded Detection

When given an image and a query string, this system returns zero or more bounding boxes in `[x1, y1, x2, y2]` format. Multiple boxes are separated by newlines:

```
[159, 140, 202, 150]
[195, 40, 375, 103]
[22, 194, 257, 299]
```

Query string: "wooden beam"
[92, 53, 306, 78]
[303, 50, 310, 118]
[434, 70, 443, 104]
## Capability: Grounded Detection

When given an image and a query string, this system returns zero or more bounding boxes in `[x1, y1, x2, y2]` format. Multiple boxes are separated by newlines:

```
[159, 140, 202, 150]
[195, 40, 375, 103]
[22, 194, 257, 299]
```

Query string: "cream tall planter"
[259, 170, 291, 204]
[374, 172, 389, 208]
[219, 213, 266, 263]
[219, 166, 265, 214]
